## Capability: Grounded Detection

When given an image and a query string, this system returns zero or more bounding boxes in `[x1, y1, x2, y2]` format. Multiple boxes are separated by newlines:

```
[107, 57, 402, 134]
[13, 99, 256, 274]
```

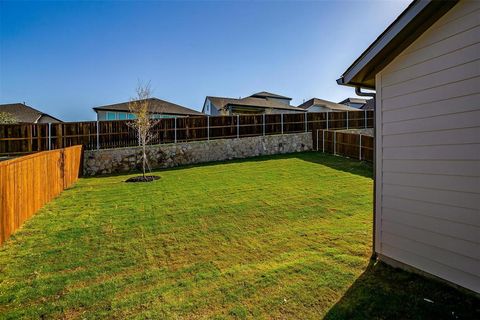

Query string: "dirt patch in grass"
[125, 175, 160, 183]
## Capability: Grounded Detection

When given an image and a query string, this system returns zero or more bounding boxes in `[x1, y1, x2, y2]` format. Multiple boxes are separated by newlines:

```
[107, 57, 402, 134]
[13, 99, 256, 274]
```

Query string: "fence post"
[96, 120, 100, 150]
[359, 134, 362, 160]
[61, 148, 66, 189]
[174, 117, 177, 143]
[346, 111, 349, 129]
[364, 109, 367, 129]
[322, 130, 325, 153]
[326, 112, 329, 130]
[304, 112, 307, 132]
[281, 113, 284, 134]
[237, 115, 239, 139]
[334, 131, 336, 155]
[207, 116, 210, 141]
[48, 123, 52, 150]
[263, 113, 265, 136]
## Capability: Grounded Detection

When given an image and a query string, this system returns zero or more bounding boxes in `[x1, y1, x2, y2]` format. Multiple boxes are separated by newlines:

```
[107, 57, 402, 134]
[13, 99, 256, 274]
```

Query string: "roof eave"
[336, 77, 375, 90]
[338, 0, 458, 88]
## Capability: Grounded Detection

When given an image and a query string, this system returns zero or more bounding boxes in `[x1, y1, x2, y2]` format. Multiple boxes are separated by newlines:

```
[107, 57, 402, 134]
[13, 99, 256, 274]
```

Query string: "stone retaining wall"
[83, 133, 312, 175]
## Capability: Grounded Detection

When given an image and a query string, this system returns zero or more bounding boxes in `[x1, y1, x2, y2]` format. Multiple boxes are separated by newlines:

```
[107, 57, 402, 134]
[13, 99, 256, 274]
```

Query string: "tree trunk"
[142, 139, 146, 178]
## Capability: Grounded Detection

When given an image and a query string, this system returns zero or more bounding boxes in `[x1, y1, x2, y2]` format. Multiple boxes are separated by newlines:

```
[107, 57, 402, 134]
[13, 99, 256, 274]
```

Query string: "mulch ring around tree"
[125, 175, 161, 183]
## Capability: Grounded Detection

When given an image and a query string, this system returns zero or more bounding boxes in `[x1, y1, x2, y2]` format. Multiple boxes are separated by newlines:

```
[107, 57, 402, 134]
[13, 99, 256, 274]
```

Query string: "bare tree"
[128, 81, 159, 179]
[0, 112, 17, 124]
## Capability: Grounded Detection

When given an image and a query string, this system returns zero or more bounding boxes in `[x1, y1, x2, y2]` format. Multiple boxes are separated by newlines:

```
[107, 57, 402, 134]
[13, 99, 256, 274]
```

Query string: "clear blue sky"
[0, 0, 409, 121]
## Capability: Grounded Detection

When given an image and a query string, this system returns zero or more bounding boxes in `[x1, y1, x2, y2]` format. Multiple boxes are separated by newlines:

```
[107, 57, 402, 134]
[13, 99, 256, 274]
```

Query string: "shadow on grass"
[293, 151, 372, 179]
[324, 260, 480, 320]
[81, 151, 372, 180]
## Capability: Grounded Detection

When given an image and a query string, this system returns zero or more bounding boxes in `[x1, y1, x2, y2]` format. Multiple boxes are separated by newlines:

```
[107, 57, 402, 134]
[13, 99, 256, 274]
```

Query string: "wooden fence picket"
[0, 145, 83, 245]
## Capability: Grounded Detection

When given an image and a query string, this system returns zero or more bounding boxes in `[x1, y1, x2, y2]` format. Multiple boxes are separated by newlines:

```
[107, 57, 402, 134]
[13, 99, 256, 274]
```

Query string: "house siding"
[376, 1, 480, 293]
[205, 99, 223, 116]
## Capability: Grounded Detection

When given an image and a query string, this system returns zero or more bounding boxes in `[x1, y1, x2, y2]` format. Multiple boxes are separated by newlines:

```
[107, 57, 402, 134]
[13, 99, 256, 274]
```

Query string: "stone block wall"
[83, 133, 312, 175]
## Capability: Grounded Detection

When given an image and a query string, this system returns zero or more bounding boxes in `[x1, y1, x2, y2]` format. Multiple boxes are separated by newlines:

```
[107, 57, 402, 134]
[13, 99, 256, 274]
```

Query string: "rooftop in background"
[250, 91, 292, 101]
[0, 103, 62, 123]
[338, 98, 368, 105]
[93, 98, 203, 116]
[361, 99, 375, 110]
[223, 97, 303, 111]
[338, 97, 373, 110]
[298, 98, 358, 111]
[204, 91, 304, 115]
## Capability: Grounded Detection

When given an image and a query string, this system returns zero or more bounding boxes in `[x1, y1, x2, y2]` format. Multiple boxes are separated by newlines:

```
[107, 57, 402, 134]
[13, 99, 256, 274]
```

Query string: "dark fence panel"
[0, 111, 374, 155]
[314, 129, 374, 162]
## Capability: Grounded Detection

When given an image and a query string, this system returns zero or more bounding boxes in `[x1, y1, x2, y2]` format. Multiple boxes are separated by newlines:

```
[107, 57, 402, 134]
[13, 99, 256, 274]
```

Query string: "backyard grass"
[0, 152, 478, 319]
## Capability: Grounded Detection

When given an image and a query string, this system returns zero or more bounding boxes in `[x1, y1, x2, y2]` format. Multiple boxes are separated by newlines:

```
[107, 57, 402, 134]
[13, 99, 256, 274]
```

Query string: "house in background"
[0, 103, 62, 123]
[338, 97, 370, 109]
[93, 98, 203, 121]
[360, 98, 375, 110]
[297, 98, 359, 112]
[202, 91, 305, 115]
[338, 0, 479, 293]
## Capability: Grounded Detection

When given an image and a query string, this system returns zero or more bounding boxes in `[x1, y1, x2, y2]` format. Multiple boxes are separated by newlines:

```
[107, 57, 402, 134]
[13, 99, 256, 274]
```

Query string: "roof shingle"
[250, 92, 292, 100]
[298, 98, 359, 111]
[93, 98, 203, 116]
[0, 103, 62, 123]
[207, 95, 304, 112]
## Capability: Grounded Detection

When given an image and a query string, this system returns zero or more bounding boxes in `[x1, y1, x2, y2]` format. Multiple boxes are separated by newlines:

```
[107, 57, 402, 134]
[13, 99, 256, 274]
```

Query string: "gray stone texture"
[83, 133, 312, 175]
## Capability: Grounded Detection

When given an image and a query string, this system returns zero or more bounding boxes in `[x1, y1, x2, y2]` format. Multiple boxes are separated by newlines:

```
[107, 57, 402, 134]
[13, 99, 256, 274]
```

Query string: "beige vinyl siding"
[376, 1, 480, 293]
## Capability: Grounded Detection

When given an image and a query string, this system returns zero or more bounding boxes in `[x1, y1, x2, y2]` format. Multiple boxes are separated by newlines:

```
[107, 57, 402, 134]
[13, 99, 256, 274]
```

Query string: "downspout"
[355, 86, 378, 261]
[355, 86, 376, 98]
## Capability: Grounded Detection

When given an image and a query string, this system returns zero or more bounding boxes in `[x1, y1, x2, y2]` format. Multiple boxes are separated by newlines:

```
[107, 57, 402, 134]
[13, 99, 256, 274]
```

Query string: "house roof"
[93, 98, 203, 116]
[338, 97, 368, 105]
[361, 99, 375, 110]
[226, 97, 304, 111]
[0, 103, 62, 123]
[207, 95, 304, 112]
[205, 96, 241, 111]
[337, 0, 458, 89]
[250, 91, 292, 100]
[298, 98, 358, 111]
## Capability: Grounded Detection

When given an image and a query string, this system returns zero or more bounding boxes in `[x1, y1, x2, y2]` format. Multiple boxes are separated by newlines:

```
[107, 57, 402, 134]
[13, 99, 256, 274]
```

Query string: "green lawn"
[0, 153, 478, 319]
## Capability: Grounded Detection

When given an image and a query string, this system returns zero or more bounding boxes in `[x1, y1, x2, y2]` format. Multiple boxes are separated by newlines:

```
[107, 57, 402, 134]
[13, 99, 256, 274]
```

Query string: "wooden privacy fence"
[0, 111, 374, 155]
[0, 145, 83, 245]
[314, 130, 374, 162]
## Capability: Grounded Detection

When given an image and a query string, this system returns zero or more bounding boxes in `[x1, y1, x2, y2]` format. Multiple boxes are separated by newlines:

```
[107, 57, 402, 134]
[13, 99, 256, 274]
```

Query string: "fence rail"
[0, 111, 374, 155]
[315, 130, 374, 162]
[0, 145, 83, 245]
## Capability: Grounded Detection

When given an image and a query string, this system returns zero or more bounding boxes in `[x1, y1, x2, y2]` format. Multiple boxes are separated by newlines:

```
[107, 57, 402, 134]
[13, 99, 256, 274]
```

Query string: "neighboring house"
[338, 97, 369, 109]
[337, 0, 479, 293]
[0, 103, 62, 123]
[202, 91, 305, 115]
[297, 98, 359, 112]
[360, 98, 375, 110]
[93, 98, 203, 121]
